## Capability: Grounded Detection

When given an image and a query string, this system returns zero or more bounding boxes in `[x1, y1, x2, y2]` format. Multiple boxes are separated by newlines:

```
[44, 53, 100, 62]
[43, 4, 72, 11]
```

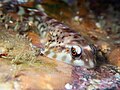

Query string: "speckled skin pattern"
[0, 0, 97, 68]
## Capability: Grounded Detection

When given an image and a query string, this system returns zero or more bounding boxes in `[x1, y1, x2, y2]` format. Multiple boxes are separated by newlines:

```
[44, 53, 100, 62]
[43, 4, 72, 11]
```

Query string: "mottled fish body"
[1, 0, 97, 68]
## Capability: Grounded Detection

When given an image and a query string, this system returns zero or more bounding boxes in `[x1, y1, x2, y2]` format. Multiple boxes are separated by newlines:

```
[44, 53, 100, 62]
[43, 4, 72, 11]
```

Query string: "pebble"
[79, 18, 83, 22]
[73, 16, 79, 22]
[65, 83, 72, 90]
[108, 48, 120, 67]
[96, 22, 101, 28]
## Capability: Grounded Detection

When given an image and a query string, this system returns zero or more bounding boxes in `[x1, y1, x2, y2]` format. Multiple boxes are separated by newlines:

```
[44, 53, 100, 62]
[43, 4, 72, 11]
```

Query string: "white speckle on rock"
[79, 18, 83, 22]
[87, 85, 95, 90]
[73, 16, 79, 22]
[65, 83, 72, 89]
[0, 3, 3, 7]
[10, 68, 13, 71]
[76, 11, 79, 14]
[9, 20, 13, 24]
[96, 22, 101, 28]
[106, 36, 110, 39]
[115, 73, 120, 79]
[79, 77, 87, 82]
[92, 79, 101, 83]
[108, 82, 113, 85]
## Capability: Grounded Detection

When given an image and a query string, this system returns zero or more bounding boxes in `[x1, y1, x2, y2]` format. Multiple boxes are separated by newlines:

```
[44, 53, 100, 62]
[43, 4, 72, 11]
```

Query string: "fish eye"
[71, 49, 77, 56]
[71, 46, 82, 58]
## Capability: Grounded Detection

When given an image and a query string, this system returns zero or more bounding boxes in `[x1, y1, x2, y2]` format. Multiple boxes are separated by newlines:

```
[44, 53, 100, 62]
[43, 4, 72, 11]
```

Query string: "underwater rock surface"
[0, 0, 120, 90]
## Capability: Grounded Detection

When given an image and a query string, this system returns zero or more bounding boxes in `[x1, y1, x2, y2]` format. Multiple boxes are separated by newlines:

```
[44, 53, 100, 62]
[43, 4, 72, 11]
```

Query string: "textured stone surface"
[109, 48, 120, 67]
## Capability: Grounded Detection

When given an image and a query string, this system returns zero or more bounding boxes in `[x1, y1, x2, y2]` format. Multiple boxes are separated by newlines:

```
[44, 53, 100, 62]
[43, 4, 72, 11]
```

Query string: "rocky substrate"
[66, 65, 120, 90]
[0, 0, 120, 90]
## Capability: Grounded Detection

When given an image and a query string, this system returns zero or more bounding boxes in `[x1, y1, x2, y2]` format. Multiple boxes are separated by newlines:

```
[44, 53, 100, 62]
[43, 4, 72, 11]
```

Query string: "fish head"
[43, 44, 97, 69]
[69, 45, 97, 68]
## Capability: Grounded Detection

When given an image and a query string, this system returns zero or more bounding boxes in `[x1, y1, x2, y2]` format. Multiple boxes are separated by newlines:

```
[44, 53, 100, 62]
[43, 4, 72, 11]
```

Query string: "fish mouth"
[73, 59, 95, 69]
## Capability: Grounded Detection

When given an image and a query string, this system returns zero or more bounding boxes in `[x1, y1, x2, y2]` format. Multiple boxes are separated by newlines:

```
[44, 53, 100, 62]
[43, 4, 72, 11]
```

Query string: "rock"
[108, 48, 120, 67]
[14, 56, 72, 90]
[96, 41, 112, 54]
[65, 83, 73, 89]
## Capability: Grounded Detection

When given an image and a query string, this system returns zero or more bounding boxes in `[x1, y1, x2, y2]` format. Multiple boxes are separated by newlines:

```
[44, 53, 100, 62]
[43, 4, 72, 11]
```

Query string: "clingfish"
[1, 0, 97, 69]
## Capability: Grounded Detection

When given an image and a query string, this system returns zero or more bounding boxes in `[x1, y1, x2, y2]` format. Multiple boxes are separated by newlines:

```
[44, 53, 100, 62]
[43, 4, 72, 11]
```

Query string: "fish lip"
[73, 59, 95, 69]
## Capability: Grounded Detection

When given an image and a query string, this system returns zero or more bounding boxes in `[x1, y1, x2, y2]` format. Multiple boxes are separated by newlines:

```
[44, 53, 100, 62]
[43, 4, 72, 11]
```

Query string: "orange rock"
[15, 56, 72, 90]
[18, 72, 71, 90]
[108, 48, 120, 67]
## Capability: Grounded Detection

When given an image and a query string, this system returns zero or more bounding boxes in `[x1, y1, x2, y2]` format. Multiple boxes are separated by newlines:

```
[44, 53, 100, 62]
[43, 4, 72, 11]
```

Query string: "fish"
[0, 0, 97, 69]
